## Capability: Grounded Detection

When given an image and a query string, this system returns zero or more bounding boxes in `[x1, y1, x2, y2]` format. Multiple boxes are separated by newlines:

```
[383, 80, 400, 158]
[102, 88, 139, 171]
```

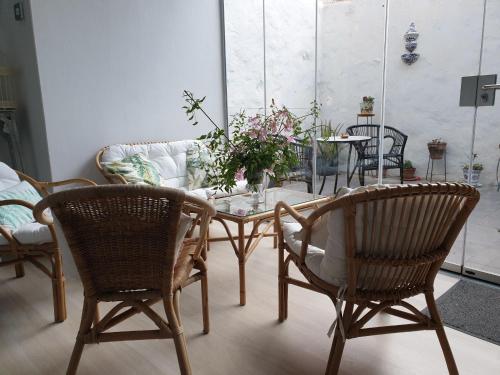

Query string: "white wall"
[30, 0, 226, 182]
[0, 0, 51, 180]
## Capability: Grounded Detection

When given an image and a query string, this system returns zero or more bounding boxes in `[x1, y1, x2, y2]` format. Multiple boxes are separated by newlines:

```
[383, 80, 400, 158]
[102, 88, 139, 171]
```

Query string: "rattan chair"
[346, 124, 407, 185]
[0, 168, 95, 323]
[34, 185, 216, 375]
[275, 183, 479, 375]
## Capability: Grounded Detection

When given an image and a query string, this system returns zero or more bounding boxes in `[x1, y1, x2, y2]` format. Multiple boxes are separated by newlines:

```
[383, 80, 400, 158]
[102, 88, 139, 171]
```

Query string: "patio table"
[317, 135, 372, 189]
[209, 187, 331, 305]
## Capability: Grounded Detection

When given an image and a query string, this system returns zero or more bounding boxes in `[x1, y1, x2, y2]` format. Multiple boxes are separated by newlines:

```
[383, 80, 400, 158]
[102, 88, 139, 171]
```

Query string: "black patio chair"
[346, 124, 407, 186]
[289, 140, 339, 194]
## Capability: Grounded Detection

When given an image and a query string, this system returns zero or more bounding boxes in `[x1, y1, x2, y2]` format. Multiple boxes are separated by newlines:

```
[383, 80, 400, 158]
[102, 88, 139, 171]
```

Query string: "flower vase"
[246, 171, 268, 203]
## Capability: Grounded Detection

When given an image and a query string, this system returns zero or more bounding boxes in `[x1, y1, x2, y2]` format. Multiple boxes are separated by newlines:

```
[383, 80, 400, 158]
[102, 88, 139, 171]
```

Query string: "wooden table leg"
[238, 221, 246, 306]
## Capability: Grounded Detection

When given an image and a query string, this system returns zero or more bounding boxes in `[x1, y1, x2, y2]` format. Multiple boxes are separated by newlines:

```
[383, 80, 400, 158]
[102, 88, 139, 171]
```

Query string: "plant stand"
[426, 151, 447, 182]
[357, 113, 374, 125]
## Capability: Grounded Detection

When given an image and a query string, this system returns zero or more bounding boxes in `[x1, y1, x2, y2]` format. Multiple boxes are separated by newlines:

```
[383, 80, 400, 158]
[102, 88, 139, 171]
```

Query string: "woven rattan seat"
[34, 185, 216, 375]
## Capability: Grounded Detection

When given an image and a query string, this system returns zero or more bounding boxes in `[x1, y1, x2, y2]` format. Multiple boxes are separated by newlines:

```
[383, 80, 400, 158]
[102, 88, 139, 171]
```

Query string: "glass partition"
[223, 0, 500, 284]
[463, 0, 500, 282]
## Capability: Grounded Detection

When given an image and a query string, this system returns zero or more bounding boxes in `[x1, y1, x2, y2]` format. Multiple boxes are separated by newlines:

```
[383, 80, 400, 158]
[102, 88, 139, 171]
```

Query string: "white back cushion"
[0, 162, 21, 190]
[101, 140, 198, 188]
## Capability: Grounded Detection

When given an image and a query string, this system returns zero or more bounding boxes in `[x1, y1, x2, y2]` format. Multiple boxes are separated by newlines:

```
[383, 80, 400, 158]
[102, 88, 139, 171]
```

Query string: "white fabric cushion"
[176, 213, 193, 258]
[101, 141, 250, 197]
[282, 222, 327, 281]
[284, 184, 414, 286]
[11, 222, 52, 245]
[101, 141, 198, 189]
[0, 162, 20, 190]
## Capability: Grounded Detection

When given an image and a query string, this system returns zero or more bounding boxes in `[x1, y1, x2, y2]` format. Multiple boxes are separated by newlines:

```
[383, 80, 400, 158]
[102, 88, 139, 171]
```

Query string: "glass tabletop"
[214, 187, 325, 218]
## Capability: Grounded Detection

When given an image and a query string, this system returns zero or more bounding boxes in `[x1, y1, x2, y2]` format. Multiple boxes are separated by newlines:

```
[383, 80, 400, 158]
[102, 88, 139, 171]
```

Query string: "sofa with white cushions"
[96, 140, 247, 198]
[0, 162, 96, 322]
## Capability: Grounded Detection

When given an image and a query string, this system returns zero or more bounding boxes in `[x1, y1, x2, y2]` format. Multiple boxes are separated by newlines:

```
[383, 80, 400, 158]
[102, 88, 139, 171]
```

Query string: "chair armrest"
[274, 201, 310, 262]
[0, 224, 14, 246]
[0, 199, 35, 210]
[184, 194, 217, 260]
[17, 170, 97, 196]
[0, 199, 55, 245]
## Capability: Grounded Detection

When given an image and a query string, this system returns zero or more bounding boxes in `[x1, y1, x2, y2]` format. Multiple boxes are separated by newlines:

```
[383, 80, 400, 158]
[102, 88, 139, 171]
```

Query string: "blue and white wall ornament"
[401, 22, 420, 65]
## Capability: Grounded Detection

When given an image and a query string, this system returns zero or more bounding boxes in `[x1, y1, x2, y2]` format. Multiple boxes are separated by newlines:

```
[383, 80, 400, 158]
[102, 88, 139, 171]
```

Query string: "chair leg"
[201, 270, 210, 334]
[14, 261, 25, 278]
[278, 248, 289, 322]
[52, 252, 67, 322]
[319, 175, 327, 195]
[164, 297, 192, 375]
[67, 297, 97, 375]
[333, 172, 339, 194]
[325, 302, 354, 375]
[425, 292, 459, 375]
[173, 290, 183, 327]
[325, 326, 346, 375]
[359, 168, 365, 186]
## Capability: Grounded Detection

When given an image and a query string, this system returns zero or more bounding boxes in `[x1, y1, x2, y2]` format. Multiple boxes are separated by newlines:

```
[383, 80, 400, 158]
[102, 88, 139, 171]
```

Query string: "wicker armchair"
[346, 124, 407, 185]
[0, 167, 96, 323]
[34, 185, 216, 375]
[275, 183, 479, 375]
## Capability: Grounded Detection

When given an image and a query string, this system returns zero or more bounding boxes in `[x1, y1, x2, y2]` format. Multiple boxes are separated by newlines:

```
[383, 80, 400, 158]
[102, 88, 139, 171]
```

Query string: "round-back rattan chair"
[34, 185, 216, 375]
[275, 183, 479, 375]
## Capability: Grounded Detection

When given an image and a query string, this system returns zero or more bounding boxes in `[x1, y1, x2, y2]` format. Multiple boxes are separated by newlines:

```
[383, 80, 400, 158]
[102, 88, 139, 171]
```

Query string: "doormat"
[422, 279, 500, 345]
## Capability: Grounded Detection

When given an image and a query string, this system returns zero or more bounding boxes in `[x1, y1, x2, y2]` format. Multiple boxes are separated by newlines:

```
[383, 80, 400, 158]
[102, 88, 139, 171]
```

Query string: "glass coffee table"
[210, 187, 331, 305]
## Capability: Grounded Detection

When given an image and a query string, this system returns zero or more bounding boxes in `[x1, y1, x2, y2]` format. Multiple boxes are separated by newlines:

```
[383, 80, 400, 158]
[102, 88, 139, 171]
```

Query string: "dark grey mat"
[422, 279, 500, 345]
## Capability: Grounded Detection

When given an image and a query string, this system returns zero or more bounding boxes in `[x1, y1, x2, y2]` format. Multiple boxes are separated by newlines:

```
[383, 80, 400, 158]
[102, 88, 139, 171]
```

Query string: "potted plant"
[360, 96, 374, 114]
[183, 90, 320, 198]
[463, 154, 483, 186]
[403, 160, 417, 180]
[427, 138, 447, 160]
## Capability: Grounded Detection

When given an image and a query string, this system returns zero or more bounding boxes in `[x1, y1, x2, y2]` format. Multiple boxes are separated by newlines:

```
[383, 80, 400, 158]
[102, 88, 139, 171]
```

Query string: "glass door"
[463, 0, 500, 283]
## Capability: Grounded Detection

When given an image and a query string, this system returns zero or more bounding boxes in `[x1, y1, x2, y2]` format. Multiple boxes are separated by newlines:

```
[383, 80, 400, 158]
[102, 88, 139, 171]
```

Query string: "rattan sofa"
[95, 140, 247, 198]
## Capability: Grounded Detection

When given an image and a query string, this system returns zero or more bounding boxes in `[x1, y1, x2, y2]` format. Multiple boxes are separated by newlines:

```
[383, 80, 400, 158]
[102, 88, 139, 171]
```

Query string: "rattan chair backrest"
[35, 185, 186, 297]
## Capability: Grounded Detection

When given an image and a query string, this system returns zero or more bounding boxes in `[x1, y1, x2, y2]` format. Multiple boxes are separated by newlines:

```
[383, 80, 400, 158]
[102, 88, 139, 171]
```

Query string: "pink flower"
[269, 119, 277, 133]
[235, 168, 246, 181]
[249, 115, 261, 127]
[286, 135, 295, 143]
[258, 128, 267, 141]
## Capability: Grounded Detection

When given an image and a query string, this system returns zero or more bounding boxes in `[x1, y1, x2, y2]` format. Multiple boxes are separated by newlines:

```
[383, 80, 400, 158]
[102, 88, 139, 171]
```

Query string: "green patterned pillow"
[103, 153, 161, 186]
[186, 142, 212, 190]
[0, 181, 42, 230]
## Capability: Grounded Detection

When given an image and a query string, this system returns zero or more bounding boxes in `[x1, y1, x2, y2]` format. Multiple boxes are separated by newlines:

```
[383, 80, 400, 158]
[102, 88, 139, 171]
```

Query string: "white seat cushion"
[101, 141, 250, 198]
[283, 184, 416, 287]
[10, 222, 52, 245]
[282, 222, 341, 284]
[101, 141, 197, 189]
[0, 162, 20, 190]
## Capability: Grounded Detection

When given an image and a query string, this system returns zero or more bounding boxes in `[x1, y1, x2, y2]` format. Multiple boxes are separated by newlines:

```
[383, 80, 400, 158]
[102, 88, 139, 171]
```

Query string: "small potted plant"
[403, 160, 417, 180]
[360, 96, 374, 114]
[427, 138, 447, 160]
[463, 154, 483, 186]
